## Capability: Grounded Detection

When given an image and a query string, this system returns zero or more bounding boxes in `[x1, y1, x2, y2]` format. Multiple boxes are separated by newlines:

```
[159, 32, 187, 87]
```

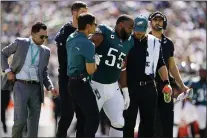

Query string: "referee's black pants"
[56, 75, 85, 138]
[154, 85, 174, 137]
[124, 82, 158, 138]
[68, 77, 99, 137]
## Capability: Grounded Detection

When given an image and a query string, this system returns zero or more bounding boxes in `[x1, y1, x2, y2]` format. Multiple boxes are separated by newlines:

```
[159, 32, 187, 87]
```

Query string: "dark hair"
[71, 1, 88, 12]
[31, 22, 47, 33]
[148, 11, 168, 30]
[78, 13, 95, 30]
[116, 14, 133, 25]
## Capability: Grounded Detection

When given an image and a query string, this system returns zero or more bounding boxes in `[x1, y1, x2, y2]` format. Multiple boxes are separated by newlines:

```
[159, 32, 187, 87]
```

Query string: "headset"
[148, 11, 167, 30]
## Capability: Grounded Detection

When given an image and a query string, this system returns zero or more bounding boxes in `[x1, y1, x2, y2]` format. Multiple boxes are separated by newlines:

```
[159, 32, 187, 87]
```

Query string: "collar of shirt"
[77, 31, 88, 38]
[30, 37, 41, 49]
[133, 34, 147, 42]
[30, 37, 38, 46]
[148, 31, 165, 40]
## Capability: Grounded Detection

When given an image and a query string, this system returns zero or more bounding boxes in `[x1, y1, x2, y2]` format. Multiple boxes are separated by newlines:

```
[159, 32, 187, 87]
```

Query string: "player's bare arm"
[89, 33, 104, 48]
[119, 60, 127, 88]
[168, 56, 189, 91]
[119, 58, 130, 110]
[158, 65, 169, 82]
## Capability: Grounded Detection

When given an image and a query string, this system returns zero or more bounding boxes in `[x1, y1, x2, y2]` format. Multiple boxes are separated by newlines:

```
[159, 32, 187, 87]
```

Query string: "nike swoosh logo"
[75, 47, 80, 51]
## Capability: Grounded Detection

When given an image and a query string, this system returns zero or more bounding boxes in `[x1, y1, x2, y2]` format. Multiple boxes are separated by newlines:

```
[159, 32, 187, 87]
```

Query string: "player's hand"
[7, 71, 15, 82]
[122, 87, 130, 110]
[50, 88, 59, 98]
[180, 84, 190, 94]
[194, 134, 200, 138]
[95, 54, 100, 65]
[162, 84, 172, 95]
[177, 88, 193, 101]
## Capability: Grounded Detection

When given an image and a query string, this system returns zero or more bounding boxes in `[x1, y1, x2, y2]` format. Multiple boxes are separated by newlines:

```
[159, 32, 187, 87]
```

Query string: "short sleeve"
[81, 41, 95, 63]
[157, 47, 166, 69]
[169, 40, 174, 57]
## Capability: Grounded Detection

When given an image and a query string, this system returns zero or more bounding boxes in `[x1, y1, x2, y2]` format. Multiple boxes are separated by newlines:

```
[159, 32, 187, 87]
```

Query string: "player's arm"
[157, 46, 169, 82]
[86, 63, 97, 75]
[89, 24, 111, 48]
[89, 33, 103, 48]
[119, 57, 130, 110]
[157, 47, 173, 94]
[119, 60, 127, 88]
[169, 56, 188, 91]
[166, 40, 188, 92]
[82, 42, 97, 75]
[119, 37, 134, 88]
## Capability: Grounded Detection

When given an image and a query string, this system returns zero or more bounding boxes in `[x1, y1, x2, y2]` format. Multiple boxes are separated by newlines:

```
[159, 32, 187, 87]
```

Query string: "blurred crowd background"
[1, 1, 206, 137]
[1, 1, 206, 85]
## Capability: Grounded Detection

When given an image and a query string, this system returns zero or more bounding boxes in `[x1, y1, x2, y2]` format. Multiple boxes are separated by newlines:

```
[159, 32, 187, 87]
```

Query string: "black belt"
[16, 79, 40, 84]
[137, 80, 155, 86]
[69, 73, 86, 80]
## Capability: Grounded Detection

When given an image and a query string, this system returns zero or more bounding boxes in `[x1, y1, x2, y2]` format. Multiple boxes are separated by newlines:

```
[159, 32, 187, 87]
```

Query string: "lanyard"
[31, 43, 40, 65]
[151, 38, 156, 78]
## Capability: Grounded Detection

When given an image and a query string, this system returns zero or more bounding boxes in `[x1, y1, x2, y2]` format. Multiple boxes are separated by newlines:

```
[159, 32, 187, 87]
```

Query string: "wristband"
[163, 80, 169, 85]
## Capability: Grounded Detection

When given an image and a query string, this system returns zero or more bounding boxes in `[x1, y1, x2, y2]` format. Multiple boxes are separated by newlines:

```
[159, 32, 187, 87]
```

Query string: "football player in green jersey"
[191, 66, 207, 138]
[89, 14, 134, 137]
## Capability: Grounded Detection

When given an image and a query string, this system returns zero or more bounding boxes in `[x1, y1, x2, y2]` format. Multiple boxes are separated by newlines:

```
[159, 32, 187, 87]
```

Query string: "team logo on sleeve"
[111, 34, 114, 39]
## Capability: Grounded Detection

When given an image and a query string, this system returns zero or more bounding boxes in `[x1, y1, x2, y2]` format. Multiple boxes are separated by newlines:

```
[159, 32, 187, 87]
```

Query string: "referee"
[54, 1, 88, 137]
[66, 13, 99, 137]
[122, 15, 172, 137]
[148, 11, 189, 137]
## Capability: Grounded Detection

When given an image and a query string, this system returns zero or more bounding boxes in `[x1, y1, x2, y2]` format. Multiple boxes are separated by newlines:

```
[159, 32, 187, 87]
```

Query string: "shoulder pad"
[98, 24, 113, 34]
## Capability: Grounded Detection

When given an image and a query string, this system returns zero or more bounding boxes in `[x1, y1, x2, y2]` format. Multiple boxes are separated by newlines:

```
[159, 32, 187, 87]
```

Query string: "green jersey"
[92, 24, 134, 84]
[191, 81, 207, 106]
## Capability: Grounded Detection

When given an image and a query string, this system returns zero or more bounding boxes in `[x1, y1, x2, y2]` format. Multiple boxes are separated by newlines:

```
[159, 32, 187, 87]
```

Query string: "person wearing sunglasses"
[1, 21, 58, 138]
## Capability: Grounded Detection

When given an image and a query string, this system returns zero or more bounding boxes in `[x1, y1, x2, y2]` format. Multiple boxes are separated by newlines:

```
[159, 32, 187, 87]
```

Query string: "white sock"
[109, 127, 123, 137]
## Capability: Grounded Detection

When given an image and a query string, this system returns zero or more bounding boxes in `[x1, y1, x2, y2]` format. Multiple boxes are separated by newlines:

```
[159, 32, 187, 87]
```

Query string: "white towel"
[145, 34, 161, 76]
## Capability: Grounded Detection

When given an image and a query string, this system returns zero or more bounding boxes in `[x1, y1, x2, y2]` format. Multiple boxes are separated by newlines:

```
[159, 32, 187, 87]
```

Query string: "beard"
[135, 34, 145, 39]
[152, 25, 163, 31]
[120, 28, 130, 40]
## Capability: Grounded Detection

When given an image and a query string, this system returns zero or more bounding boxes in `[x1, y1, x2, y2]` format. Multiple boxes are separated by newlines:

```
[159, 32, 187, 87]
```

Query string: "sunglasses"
[34, 33, 48, 39]
[39, 35, 48, 39]
[92, 23, 97, 27]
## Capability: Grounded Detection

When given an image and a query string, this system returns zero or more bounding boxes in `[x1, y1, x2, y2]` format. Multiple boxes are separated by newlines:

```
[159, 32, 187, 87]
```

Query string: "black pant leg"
[53, 97, 61, 131]
[56, 76, 74, 138]
[154, 108, 163, 137]
[123, 86, 139, 138]
[200, 128, 207, 138]
[69, 79, 99, 137]
[158, 88, 174, 137]
[1, 89, 10, 133]
[75, 103, 85, 137]
[138, 85, 158, 137]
